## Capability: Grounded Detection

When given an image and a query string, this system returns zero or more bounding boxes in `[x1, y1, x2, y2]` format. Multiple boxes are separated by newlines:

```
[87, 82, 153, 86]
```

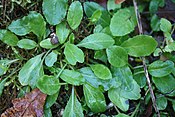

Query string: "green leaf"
[90, 64, 112, 80]
[40, 38, 59, 49]
[115, 113, 130, 117]
[83, 83, 106, 113]
[17, 39, 37, 50]
[172, 101, 175, 112]
[107, 0, 121, 12]
[108, 88, 129, 111]
[77, 33, 114, 50]
[0, 78, 7, 96]
[64, 43, 84, 65]
[148, 60, 174, 77]
[106, 46, 128, 67]
[133, 69, 146, 88]
[42, 0, 68, 25]
[79, 67, 121, 91]
[151, 14, 160, 31]
[83, 2, 111, 27]
[112, 66, 134, 91]
[160, 18, 172, 32]
[149, 0, 165, 13]
[89, 10, 102, 23]
[60, 69, 85, 85]
[110, 8, 135, 36]
[0, 30, 19, 46]
[37, 75, 60, 95]
[119, 80, 141, 100]
[45, 92, 59, 109]
[152, 75, 175, 94]
[67, 1, 83, 30]
[18, 54, 44, 87]
[156, 96, 167, 110]
[45, 51, 57, 67]
[63, 88, 84, 117]
[44, 108, 52, 117]
[94, 50, 107, 63]
[8, 11, 46, 38]
[56, 21, 70, 44]
[121, 35, 158, 57]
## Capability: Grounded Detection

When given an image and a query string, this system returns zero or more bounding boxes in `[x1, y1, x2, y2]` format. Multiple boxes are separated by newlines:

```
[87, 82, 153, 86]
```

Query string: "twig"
[132, 0, 160, 117]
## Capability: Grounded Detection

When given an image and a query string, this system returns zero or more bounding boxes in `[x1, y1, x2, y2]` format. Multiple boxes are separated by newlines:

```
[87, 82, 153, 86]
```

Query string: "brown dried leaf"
[1, 88, 47, 117]
[115, 0, 126, 4]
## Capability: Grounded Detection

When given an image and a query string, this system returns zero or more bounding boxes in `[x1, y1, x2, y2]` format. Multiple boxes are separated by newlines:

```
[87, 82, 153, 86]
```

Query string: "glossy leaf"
[45, 51, 58, 67]
[45, 92, 59, 109]
[156, 96, 167, 110]
[60, 69, 85, 85]
[148, 60, 174, 77]
[83, 83, 106, 113]
[18, 54, 44, 87]
[37, 75, 60, 95]
[8, 11, 46, 38]
[40, 38, 59, 49]
[89, 10, 102, 23]
[67, 1, 83, 30]
[121, 35, 158, 57]
[106, 46, 128, 67]
[108, 88, 129, 111]
[79, 67, 121, 91]
[133, 69, 146, 88]
[64, 43, 84, 65]
[110, 8, 135, 36]
[77, 33, 114, 50]
[119, 80, 141, 100]
[42, 0, 68, 25]
[56, 21, 70, 44]
[44, 108, 52, 117]
[112, 66, 134, 91]
[152, 75, 175, 94]
[160, 18, 172, 32]
[0, 30, 19, 46]
[17, 39, 37, 50]
[91, 64, 112, 80]
[63, 88, 84, 117]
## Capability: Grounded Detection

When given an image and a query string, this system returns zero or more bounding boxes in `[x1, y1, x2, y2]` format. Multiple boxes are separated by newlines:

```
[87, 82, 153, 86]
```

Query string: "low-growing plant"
[1, 0, 175, 116]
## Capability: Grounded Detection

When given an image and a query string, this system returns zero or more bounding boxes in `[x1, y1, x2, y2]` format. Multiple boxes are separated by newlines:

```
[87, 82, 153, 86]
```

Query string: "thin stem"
[56, 63, 67, 78]
[131, 102, 140, 117]
[132, 0, 160, 116]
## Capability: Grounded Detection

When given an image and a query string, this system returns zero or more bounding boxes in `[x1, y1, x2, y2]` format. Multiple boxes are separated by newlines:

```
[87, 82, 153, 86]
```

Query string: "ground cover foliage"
[1, 0, 175, 116]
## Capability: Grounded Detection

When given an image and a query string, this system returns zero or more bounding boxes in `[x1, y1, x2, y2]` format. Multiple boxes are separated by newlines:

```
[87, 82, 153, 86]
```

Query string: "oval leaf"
[148, 60, 174, 77]
[64, 43, 84, 65]
[56, 21, 70, 44]
[37, 75, 60, 95]
[17, 39, 37, 50]
[40, 38, 59, 49]
[42, 0, 68, 25]
[0, 30, 19, 46]
[45, 92, 59, 109]
[45, 51, 58, 67]
[110, 8, 135, 36]
[121, 35, 158, 57]
[108, 88, 129, 111]
[18, 54, 44, 87]
[8, 11, 46, 38]
[67, 1, 83, 30]
[83, 83, 106, 113]
[106, 46, 128, 67]
[90, 64, 112, 80]
[60, 69, 85, 85]
[63, 88, 84, 117]
[77, 33, 114, 50]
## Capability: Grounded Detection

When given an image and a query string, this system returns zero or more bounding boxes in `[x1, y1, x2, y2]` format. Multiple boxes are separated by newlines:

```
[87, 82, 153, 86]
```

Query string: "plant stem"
[132, 0, 160, 117]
